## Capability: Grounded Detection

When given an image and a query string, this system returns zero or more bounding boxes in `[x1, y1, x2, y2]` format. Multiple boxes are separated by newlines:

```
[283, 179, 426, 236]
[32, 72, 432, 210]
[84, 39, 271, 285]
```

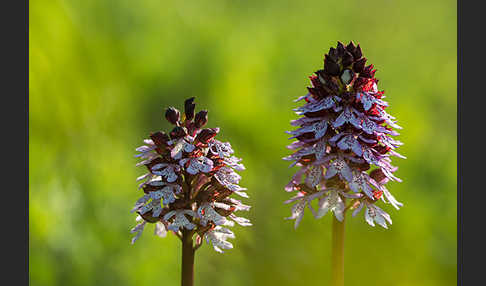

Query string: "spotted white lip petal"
[316, 195, 330, 219]
[205, 227, 235, 253]
[154, 222, 167, 237]
[166, 209, 197, 232]
[365, 206, 375, 227]
[324, 164, 338, 179]
[305, 165, 322, 188]
[170, 139, 185, 159]
[198, 203, 227, 226]
[153, 164, 179, 183]
[286, 199, 306, 229]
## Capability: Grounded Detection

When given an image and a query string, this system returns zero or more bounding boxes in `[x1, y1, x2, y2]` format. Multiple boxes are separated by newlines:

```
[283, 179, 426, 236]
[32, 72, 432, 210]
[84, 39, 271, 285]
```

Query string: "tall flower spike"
[284, 41, 405, 229]
[131, 98, 250, 259]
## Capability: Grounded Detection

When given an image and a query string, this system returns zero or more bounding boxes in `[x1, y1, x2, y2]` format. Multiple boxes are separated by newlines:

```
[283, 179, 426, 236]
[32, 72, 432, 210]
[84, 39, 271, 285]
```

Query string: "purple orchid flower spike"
[284, 41, 404, 229]
[131, 98, 250, 286]
[283, 41, 405, 286]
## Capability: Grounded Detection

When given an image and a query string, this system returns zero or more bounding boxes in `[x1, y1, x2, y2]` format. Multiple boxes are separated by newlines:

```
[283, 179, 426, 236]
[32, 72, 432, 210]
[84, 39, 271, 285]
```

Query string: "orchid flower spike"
[131, 98, 250, 253]
[284, 41, 405, 229]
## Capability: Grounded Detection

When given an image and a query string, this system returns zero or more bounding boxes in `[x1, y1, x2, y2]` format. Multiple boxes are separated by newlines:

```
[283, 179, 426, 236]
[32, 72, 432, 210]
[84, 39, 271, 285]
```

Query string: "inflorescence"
[131, 98, 251, 253]
[284, 41, 405, 229]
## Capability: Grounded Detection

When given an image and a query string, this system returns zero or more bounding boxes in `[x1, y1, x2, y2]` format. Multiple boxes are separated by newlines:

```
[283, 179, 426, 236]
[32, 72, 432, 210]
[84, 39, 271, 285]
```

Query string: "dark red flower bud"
[342, 51, 354, 67]
[370, 169, 387, 184]
[150, 131, 170, 147]
[353, 57, 367, 73]
[336, 41, 346, 57]
[353, 76, 367, 90]
[324, 55, 340, 76]
[353, 44, 363, 59]
[194, 110, 208, 128]
[196, 128, 219, 143]
[170, 126, 187, 139]
[184, 97, 196, 120]
[361, 65, 374, 78]
[346, 41, 356, 54]
[328, 47, 339, 61]
[375, 145, 391, 155]
[165, 107, 180, 125]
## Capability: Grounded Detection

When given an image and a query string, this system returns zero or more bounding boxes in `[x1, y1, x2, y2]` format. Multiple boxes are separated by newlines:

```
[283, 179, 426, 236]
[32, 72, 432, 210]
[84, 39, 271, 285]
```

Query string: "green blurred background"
[29, 0, 457, 285]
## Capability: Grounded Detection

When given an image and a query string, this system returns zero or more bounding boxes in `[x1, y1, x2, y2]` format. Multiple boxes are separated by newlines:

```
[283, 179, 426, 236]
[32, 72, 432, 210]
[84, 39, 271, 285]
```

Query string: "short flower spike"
[131, 98, 250, 254]
[284, 41, 405, 229]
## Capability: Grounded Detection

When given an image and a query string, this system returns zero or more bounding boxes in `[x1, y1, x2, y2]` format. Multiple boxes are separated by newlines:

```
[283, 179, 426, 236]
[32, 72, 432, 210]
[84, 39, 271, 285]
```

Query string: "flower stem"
[331, 214, 345, 286]
[181, 229, 195, 286]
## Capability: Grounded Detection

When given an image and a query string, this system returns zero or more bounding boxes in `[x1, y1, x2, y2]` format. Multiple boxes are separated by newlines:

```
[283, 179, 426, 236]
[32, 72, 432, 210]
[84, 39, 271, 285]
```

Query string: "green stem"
[331, 214, 345, 286]
[181, 229, 195, 286]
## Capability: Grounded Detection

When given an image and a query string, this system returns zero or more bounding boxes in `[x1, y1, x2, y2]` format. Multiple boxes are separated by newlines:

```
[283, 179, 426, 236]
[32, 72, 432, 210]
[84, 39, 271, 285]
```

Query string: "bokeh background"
[29, 0, 457, 285]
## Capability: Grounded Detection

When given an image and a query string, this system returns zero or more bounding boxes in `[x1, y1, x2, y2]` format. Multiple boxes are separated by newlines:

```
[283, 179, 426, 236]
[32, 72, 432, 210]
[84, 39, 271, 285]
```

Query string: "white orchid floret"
[324, 157, 353, 183]
[284, 191, 325, 229]
[170, 138, 196, 159]
[209, 140, 234, 158]
[287, 119, 329, 141]
[349, 171, 374, 199]
[224, 156, 245, 171]
[179, 156, 214, 175]
[136, 173, 155, 189]
[146, 182, 181, 205]
[154, 222, 167, 238]
[214, 167, 248, 197]
[197, 203, 227, 226]
[224, 198, 251, 211]
[130, 193, 163, 217]
[229, 214, 252, 226]
[352, 201, 392, 229]
[314, 189, 346, 221]
[305, 165, 324, 188]
[164, 209, 197, 232]
[204, 226, 235, 253]
[151, 163, 180, 183]
[131, 217, 167, 244]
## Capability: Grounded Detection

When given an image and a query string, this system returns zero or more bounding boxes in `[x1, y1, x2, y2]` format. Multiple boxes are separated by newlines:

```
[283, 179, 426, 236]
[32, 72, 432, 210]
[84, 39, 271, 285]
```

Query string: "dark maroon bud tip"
[184, 97, 196, 120]
[336, 41, 345, 56]
[342, 51, 354, 67]
[194, 110, 209, 128]
[324, 55, 340, 76]
[328, 48, 338, 61]
[353, 44, 363, 59]
[353, 57, 367, 73]
[361, 64, 374, 78]
[196, 128, 219, 143]
[150, 131, 170, 147]
[165, 107, 180, 125]
[346, 41, 356, 54]
[170, 126, 187, 139]
[370, 169, 387, 184]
